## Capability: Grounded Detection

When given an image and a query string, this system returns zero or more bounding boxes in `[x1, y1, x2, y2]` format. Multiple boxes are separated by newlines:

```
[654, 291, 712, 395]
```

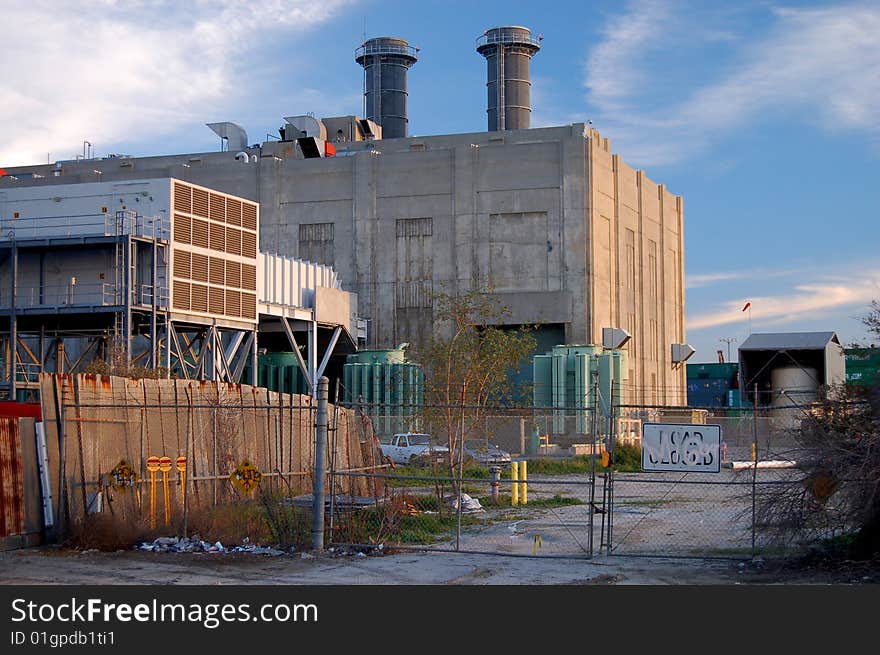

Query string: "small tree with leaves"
[412, 288, 537, 492]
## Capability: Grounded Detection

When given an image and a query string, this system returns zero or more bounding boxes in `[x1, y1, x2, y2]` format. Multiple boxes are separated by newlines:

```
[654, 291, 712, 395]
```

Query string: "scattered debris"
[135, 536, 284, 556]
[450, 493, 485, 514]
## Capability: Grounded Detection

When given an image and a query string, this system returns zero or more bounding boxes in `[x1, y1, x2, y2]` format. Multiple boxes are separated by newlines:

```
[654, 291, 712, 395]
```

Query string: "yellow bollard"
[146, 456, 160, 529]
[511, 462, 519, 506]
[533, 534, 542, 555]
[520, 460, 528, 505]
[751, 443, 756, 462]
[158, 456, 172, 527]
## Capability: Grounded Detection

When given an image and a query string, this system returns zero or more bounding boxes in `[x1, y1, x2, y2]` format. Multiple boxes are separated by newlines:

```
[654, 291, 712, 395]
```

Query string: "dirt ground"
[0, 545, 877, 585]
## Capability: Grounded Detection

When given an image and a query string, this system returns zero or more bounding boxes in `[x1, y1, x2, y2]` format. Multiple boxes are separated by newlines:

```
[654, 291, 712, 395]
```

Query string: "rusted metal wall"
[0, 417, 25, 539]
[38, 374, 385, 527]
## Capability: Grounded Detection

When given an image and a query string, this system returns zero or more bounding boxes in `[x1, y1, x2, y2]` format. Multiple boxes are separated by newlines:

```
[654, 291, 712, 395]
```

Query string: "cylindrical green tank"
[533, 344, 629, 435]
[255, 352, 310, 395]
[342, 347, 424, 437]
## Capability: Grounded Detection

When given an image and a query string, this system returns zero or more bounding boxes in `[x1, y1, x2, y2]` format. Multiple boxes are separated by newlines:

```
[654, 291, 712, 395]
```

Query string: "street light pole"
[720, 337, 737, 363]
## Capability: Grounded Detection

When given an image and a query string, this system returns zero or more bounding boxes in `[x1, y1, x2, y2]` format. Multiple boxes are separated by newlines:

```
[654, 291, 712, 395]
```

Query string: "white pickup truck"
[380, 433, 449, 466]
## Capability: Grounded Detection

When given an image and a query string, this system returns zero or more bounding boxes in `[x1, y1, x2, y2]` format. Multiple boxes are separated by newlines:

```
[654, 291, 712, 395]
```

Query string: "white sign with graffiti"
[641, 423, 722, 473]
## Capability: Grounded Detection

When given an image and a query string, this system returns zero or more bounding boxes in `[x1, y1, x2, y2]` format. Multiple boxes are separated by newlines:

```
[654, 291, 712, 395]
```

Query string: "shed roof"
[739, 332, 840, 351]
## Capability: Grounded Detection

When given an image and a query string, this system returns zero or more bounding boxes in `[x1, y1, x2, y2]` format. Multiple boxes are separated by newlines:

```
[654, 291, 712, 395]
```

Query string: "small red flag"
[742, 302, 751, 312]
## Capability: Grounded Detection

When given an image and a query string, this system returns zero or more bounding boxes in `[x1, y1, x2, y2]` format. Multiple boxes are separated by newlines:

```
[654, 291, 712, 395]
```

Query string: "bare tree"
[412, 288, 536, 490]
[755, 301, 880, 557]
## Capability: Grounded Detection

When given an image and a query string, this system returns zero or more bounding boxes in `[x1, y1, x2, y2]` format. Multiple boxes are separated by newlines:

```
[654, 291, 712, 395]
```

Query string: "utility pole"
[719, 337, 737, 363]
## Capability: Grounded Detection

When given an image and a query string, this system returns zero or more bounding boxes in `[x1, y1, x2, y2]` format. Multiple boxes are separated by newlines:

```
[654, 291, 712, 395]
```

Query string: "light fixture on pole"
[719, 337, 737, 363]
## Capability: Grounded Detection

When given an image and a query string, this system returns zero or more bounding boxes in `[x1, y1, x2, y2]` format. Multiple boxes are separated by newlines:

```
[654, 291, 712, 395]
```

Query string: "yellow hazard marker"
[110, 459, 137, 492]
[511, 462, 519, 506]
[146, 456, 160, 529]
[230, 460, 262, 496]
[533, 534, 543, 555]
[176, 456, 187, 506]
[158, 456, 172, 527]
[520, 460, 528, 505]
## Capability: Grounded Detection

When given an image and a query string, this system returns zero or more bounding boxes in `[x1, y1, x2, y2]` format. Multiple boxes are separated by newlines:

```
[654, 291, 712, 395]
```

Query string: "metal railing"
[355, 41, 418, 60]
[476, 30, 542, 50]
[0, 211, 168, 241]
[0, 282, 121, 308]
[135, 284, 169, 308]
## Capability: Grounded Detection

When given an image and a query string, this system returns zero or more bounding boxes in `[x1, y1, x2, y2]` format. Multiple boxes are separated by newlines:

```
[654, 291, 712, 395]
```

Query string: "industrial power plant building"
[1, 26, 686, 405]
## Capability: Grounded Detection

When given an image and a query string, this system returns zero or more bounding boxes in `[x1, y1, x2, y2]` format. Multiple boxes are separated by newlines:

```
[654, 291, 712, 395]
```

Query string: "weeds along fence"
[326, 400, 859, 560]
[604, 403, 863, 558]
[37, 373, 386, 542]
[327, 404, 608, 558]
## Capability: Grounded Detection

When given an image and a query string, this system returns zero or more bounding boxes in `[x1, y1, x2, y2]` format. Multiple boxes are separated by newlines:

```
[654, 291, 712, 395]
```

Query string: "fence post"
[311, 376, 329, 551]
[751, 383, 759, 557]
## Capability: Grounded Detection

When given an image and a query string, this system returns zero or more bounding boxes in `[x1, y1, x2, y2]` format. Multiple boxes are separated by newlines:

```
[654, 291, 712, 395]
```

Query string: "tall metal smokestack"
[476, 26, 542, 131]
[355, 37, 419, 139]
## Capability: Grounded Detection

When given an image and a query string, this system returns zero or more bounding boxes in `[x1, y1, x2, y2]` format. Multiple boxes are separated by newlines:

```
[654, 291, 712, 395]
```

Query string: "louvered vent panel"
[209, 193, 225, 222]
[209, 222, 225, 251]
[241, 263, 256, 291]
[173, 281, 190, 311]
[191, 283, 208, 313]
[225, 290, 241, 317]
[241, 231, 257, 259]
[225, 227, 242, 256]
[192, 188, 209, 217]
[173, 183, 191, 214]
[208, 287, 225, 315]
[241, 292, 256, 320]
[173, 250, 191, 279]
[191, 253, 209, 282]
[225, 260, 241, 288]
[191, 219, 209, 248]
[173, 214, 191, 244]
[242, 203, 257, 231]
[209, 257, 225, 285]
[226, 198, 241, 226]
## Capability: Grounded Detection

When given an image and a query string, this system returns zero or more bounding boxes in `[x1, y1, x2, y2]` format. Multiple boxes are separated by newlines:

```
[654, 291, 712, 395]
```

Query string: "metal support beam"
[308, 320, 318, 398]
[231, 332, 255, 383]
[9, 244, 18, 398]
[316, 326, 342, 380]
[251, 330, 258, 386]
[280, 318, 311, 390]
[150, 240, 158, 368]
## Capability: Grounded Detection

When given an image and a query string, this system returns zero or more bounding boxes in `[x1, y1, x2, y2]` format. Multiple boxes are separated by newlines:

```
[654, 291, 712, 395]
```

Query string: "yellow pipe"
[511, 462, 519, 506]
[521, 460, 528, 505]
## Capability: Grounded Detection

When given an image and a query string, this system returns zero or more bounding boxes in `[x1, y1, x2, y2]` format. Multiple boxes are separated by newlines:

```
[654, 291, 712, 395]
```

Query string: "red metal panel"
[0, 402, 42, 420]
[0, 418, 26, 537]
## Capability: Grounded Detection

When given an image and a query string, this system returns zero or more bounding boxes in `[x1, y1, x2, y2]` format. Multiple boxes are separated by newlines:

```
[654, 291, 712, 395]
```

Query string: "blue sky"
[2, 0, 878, 363]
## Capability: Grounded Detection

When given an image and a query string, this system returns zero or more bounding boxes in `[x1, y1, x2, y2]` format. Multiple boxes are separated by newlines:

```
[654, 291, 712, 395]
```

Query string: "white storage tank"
[770, 365, 819, 429]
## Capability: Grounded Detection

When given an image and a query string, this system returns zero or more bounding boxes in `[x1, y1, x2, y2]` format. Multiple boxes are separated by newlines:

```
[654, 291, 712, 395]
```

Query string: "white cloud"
[686, 267, 805, 289]
[585, 0, 673, 115]
[584, 2, 880, 166]
[0, 0, 354, 166]
[687, 274, 880, 331]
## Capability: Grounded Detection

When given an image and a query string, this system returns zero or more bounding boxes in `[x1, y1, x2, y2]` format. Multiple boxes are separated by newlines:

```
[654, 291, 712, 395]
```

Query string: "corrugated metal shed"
[739, 332, 839, 351]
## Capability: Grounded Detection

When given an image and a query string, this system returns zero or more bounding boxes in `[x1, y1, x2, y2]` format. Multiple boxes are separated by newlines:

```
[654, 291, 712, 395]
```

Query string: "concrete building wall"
[1, 123, 685, 403]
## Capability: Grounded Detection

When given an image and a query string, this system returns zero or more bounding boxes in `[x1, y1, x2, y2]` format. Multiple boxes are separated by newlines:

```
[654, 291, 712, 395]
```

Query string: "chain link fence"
[35, 375, 862, 560]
